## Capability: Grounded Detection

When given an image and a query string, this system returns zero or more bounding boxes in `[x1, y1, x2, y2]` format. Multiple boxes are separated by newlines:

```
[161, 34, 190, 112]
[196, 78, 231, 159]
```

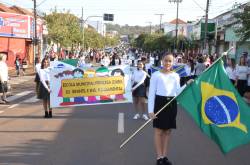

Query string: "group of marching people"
[130, 50, 250, 165]
[225, 52, 250, 103]
[34, 49, 249, 165]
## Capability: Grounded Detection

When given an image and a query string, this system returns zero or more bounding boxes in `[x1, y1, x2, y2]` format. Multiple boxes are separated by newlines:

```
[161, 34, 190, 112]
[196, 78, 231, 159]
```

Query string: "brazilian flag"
[176, 59, 250, 153]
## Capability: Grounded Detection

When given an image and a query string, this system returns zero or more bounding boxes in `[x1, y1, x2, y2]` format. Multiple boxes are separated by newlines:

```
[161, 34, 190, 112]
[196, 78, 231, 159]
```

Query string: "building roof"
[169, 18, 186, 24]
[0, 3, 17, 13]
[9, 5, 33, 16]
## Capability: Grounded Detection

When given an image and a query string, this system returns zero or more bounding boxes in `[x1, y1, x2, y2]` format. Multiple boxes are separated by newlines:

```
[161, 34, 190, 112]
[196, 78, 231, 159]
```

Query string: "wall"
[0, 37, 26, 68]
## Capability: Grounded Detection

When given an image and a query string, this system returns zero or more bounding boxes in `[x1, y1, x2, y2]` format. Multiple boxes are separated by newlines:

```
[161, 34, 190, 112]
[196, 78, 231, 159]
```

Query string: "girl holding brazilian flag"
[120, 48, 250, 165]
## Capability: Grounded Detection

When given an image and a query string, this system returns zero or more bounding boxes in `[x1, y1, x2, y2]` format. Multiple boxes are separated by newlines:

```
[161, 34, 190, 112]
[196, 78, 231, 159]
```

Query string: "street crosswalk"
[9, 76, 35, 85]
[7, 91, 33, 102]
[23, 96, 40, 103]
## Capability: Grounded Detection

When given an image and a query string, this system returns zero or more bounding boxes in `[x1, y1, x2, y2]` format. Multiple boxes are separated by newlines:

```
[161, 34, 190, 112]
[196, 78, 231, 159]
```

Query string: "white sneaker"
[142, 114, 149, 120]
[133, 114, 140, 120]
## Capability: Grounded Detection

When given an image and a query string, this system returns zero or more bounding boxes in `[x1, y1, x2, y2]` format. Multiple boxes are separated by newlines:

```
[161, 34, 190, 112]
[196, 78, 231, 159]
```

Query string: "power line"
[37, 0, 48, 7]
[191, 0, 205, 11]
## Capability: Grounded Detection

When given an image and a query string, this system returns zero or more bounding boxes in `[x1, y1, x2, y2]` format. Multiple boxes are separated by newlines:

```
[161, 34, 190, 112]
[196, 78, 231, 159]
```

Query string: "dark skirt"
[230, 79, 235, 85]
[236, 80, 247, 96]
[153, 95, 177, 130]
[246, 85, 250, 92]
[38, 81, 50, 100]
[132, 83, 146, 97]
[180, 76, 193, 86]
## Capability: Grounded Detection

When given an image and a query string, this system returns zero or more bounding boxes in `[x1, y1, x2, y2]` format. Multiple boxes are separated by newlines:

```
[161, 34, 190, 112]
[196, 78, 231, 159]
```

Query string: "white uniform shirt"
[248, 67, 250, 86]
[131, 69, 147, 90]
[225, 66, 236, 80]
[235, 65, 248, 80]
[0, 61, 8, 82]
[145, 63, 152, 73]
[148, 71, 182, 113]
[101, 57, 110, 67]
[40, 68, 50, 90]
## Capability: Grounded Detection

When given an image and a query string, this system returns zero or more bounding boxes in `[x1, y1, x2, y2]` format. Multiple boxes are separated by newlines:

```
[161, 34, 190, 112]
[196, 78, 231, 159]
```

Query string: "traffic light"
[103, 14, 114, 21]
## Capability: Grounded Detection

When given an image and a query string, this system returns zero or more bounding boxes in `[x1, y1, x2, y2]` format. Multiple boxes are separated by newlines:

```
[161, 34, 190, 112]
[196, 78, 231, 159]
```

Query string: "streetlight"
[81, 15, 103, 50]
[169, 0, 182, 53]
[155, 14, 164, 33]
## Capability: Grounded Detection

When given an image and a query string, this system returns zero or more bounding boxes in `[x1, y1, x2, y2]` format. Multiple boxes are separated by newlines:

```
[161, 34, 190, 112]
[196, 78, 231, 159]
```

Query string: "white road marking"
[118, 113, 124, 134]
[7, 91, 33, 102]
[8, 104, 19, 109]
[23, 96, 39, 103]
[9, 76, 34, 85]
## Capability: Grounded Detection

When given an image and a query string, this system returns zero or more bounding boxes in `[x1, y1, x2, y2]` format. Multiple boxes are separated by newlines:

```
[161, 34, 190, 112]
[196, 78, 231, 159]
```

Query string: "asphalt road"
[0, 76, 249, 165]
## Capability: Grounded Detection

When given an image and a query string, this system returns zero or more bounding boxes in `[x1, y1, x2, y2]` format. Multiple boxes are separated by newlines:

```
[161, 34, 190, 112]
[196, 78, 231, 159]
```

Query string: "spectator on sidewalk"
[0, 52, 9, 104]
[21, 57, 28, 75]
[14, 56, 21, 76]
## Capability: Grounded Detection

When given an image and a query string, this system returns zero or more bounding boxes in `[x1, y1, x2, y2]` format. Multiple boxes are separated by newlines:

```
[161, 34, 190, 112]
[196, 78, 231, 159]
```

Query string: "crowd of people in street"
[0, 43, 250, 165]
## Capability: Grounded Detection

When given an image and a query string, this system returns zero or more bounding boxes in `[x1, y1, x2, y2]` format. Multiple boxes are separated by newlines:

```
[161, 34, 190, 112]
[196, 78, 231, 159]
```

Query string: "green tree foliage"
[234, 4, 250, 41]
[44, 10, 82, 48]
[134, 33, 194, 52]
[44, 10, 119, 50]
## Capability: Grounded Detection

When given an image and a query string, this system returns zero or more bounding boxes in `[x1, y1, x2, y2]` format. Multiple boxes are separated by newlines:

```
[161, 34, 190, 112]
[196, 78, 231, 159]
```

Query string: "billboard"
[0, 12, 31, 38]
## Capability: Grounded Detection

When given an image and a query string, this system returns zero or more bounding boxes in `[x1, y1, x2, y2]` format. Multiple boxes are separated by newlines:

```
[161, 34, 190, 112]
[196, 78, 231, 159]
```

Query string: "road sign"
[103, 14, 114, 21]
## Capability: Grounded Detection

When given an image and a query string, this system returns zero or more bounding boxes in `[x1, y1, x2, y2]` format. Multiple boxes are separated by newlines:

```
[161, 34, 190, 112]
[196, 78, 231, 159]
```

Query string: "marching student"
[38, 57, 53, 118]
[131, 60, 149, 120]
[235, 56, 248, 96]
[148, 53, 192, 165]
[225, 58, 236, 85]
[194, 57, 206, 78]
[34, 57, 41, 97]
[244, 67, 250, 104]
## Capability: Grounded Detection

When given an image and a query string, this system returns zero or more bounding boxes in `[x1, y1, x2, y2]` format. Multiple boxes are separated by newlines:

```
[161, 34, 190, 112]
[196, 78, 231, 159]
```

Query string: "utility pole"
[155, 14, 164, 33]
[33, 0, 37, 67]
[169, 0, 182, 53]
[81, 7, 84, 50]
[203, 0, 210, 53]
[146, 21, 152, 34]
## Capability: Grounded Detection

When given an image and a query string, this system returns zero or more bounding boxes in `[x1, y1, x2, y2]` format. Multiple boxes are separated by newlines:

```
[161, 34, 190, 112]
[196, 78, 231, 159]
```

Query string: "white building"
[163, 18, 187, 37]
[86, 20, 106, 36]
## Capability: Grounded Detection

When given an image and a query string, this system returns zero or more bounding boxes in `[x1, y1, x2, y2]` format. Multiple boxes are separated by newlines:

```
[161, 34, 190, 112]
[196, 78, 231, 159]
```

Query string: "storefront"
[0, 11, 35, 68]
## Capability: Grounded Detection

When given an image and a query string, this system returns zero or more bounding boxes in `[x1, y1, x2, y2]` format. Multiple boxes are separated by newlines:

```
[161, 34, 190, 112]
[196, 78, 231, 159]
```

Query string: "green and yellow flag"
[177, 59, 250, 153]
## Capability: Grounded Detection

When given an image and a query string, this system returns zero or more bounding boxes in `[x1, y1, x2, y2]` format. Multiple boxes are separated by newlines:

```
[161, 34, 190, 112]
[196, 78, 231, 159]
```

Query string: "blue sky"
[2, 0, 249, 26]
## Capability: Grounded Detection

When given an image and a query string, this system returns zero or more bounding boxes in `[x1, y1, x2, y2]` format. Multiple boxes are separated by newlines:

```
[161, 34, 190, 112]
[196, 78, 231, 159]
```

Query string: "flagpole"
[120, 47, 234, 149]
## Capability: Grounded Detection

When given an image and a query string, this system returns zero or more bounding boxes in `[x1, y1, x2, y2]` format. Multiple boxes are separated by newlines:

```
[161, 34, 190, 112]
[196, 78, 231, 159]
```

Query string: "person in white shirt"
[38, 57, 52, 118]
[225, 58, 236, 85]
[131, 61, 149, 120]
[0, 52, 9, 104]
[235, 56, 248, 96]
[35, 57, 41, 97]
[148, 53, 191, 165]
[100, 55, 110, 67]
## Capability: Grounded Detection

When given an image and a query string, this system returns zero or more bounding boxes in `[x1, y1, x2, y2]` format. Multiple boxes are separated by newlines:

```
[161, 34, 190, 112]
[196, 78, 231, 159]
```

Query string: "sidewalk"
[9, 67, 35, 77]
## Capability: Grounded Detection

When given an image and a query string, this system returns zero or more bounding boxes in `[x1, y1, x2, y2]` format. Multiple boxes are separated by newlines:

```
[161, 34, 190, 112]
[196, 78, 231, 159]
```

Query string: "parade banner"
[50, 61, 132, 108]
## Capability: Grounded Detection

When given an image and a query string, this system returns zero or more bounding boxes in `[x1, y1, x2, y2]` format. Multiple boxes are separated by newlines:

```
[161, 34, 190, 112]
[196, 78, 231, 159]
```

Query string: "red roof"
[10, 6, 33, 16]
[169, 18, 186, 24]
[0, 3, 17, 13]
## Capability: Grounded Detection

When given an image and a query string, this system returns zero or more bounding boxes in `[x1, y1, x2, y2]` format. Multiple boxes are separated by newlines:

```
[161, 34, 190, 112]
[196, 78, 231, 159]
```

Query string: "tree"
[44, 10, 82, 50]
[234, 4, 250, 42]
